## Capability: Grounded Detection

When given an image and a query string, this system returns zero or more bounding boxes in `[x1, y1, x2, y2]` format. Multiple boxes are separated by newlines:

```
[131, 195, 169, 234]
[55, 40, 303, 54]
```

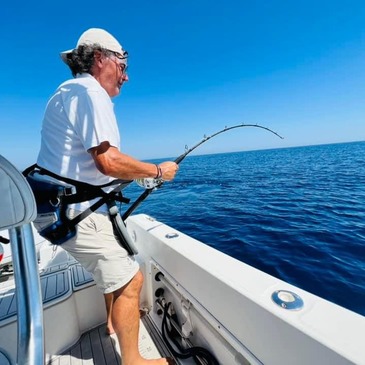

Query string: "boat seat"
[0, 155, 36, 230]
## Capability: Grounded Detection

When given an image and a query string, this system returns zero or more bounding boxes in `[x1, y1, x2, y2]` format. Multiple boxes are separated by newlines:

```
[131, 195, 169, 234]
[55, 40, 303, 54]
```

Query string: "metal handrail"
[0, 154, 44, 365]
[10, 224, 44, 365]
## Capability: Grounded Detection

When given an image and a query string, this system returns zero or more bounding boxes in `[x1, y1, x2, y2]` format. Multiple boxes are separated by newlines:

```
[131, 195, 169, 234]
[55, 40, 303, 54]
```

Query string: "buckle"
[63, 186, 76, 196]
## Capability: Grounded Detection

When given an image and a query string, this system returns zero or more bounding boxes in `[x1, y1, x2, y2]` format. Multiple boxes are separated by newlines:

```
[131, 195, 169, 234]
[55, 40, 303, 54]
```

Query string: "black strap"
[66, 183, 128, 229]
[0, 236, 10, 244]
[23, 163, 131, 230]
[23, 164, 132, 192]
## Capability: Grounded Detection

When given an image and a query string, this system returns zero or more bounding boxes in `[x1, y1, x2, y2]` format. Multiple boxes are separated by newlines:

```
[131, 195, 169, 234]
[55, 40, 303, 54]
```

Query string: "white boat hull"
[130, 214, 365, 365]
[1, 214, 364, 364]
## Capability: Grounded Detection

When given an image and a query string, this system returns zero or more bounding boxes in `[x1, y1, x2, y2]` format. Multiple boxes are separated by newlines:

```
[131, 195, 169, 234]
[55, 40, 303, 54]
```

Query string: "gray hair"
[64, 44, 113, 77]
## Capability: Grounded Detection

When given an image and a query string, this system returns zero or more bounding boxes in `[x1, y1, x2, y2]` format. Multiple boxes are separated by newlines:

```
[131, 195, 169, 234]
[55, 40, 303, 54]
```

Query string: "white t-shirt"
[37, 73, 121, 211]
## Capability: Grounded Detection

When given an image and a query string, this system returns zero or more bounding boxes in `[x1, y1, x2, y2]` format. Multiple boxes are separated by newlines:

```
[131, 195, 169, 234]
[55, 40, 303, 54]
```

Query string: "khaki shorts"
[61, 209, 140, 294]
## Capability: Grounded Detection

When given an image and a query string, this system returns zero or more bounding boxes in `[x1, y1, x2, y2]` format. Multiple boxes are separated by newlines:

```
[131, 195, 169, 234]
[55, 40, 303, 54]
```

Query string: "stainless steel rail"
[0, 154, 44, 365]
[10, 224, 44, 365]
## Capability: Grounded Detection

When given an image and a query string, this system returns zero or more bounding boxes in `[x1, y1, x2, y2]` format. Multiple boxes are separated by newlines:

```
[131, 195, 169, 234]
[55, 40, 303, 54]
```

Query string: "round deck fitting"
[272, 290, 304, 310]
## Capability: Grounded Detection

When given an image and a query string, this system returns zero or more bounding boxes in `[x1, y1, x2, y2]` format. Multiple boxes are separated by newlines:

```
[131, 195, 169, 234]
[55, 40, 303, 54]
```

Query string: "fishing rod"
[122, 123, 283, 220]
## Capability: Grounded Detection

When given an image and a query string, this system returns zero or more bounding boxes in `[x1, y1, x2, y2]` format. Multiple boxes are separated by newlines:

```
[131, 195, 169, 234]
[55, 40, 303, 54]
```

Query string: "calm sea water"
[124, 141, 365, 316]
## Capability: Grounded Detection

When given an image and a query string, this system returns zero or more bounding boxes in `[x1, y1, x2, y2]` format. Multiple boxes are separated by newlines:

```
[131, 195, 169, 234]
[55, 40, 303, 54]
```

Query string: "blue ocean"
[124, 141, 365, 317]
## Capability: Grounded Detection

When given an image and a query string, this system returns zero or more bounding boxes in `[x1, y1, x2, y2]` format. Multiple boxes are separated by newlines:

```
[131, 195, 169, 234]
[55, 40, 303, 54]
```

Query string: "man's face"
[98, 53, 128, 97]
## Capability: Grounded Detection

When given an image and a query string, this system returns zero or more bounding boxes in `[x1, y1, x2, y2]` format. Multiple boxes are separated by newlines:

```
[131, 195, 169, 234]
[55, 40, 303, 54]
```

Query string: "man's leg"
[112, 270, 174, 365]
[104, 293, 115, 335]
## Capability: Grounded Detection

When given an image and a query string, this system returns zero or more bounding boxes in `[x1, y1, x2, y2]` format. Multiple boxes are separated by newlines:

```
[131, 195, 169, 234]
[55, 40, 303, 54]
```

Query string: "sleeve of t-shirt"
[73, 89, 121, 151]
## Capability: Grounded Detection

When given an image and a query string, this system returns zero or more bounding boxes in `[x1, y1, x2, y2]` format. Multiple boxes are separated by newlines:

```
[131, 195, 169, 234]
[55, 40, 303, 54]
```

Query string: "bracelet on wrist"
[154, 164, 162, 179]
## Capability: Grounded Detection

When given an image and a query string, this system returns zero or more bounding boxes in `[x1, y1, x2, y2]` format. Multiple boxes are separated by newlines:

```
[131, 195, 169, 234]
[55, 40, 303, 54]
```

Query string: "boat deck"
[48, 324, 121, 365]
[0, 255, 176, 365]
[48, 315, 175, 365]
[0, 263, 86, 322]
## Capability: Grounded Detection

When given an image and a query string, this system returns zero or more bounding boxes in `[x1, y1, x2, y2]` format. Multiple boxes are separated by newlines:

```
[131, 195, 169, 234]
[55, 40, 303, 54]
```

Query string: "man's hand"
[158, 161, 179, 181]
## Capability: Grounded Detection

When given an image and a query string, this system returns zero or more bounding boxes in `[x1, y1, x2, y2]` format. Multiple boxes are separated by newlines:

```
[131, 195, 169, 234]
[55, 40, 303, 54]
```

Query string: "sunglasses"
[112, 52, 128, 75]
[111, 52, 128, 75]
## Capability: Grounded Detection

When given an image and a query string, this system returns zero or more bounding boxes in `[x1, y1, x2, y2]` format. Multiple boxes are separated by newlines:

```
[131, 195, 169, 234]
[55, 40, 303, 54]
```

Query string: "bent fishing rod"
[122, 123, 283, 221]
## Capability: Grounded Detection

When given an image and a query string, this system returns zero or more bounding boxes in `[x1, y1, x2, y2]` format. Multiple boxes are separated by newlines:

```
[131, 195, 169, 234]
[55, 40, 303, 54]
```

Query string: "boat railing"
[0, 155, 44, 365]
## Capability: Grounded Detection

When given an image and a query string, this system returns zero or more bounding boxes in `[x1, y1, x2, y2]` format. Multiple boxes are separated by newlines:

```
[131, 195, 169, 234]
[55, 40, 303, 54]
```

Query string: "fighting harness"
[23, 164, 138, 255]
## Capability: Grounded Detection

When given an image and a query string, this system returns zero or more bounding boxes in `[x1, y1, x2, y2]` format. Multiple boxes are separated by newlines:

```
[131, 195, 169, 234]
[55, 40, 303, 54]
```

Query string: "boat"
[0, 154, 364, 365]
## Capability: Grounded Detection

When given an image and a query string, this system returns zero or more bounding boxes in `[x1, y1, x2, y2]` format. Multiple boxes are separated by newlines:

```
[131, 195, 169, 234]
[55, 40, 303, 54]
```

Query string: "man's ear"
[93, 50, 104, 68]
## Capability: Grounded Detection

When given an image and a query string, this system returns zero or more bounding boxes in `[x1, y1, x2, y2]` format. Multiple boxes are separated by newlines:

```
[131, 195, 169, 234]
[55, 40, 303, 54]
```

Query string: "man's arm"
[89, 142, 178, 181]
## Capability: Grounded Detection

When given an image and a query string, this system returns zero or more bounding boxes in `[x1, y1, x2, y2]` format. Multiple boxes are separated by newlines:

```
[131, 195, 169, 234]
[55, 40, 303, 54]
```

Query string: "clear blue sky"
[1, 0, 364, 169]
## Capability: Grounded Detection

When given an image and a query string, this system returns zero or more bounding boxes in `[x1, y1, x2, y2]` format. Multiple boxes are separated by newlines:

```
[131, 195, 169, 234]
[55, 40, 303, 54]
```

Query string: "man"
[37, 28, 177, 365]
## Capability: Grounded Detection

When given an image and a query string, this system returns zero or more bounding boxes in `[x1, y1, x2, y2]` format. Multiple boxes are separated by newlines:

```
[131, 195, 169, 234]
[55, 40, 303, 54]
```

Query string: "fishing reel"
[135, 178, 164, 190]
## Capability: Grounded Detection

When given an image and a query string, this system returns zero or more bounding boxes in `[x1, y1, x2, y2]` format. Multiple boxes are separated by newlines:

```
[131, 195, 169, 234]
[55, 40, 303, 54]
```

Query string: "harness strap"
[23, 163, 131, 206]
[107, 199, 138, 255]
[23, 164, 135, 253]
[65, 183, 129, 229]
[23, 164, 132, 193]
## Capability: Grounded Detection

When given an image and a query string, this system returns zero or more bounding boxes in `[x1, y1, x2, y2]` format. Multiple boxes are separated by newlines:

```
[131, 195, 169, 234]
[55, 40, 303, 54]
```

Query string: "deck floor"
[48, 316, 175, 365]
[0, 261, 176, 365]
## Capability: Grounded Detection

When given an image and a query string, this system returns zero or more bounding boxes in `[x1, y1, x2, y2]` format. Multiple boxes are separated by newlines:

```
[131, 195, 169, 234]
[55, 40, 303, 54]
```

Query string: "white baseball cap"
[60, 28, 127, 63]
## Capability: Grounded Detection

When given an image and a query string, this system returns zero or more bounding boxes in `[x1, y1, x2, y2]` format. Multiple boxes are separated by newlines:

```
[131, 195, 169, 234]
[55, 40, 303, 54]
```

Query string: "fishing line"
[122, 123, 283, 220]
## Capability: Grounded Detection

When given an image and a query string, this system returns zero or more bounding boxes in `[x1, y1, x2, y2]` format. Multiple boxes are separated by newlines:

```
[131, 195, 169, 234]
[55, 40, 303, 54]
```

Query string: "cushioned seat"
[0, 155, 36, 230]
